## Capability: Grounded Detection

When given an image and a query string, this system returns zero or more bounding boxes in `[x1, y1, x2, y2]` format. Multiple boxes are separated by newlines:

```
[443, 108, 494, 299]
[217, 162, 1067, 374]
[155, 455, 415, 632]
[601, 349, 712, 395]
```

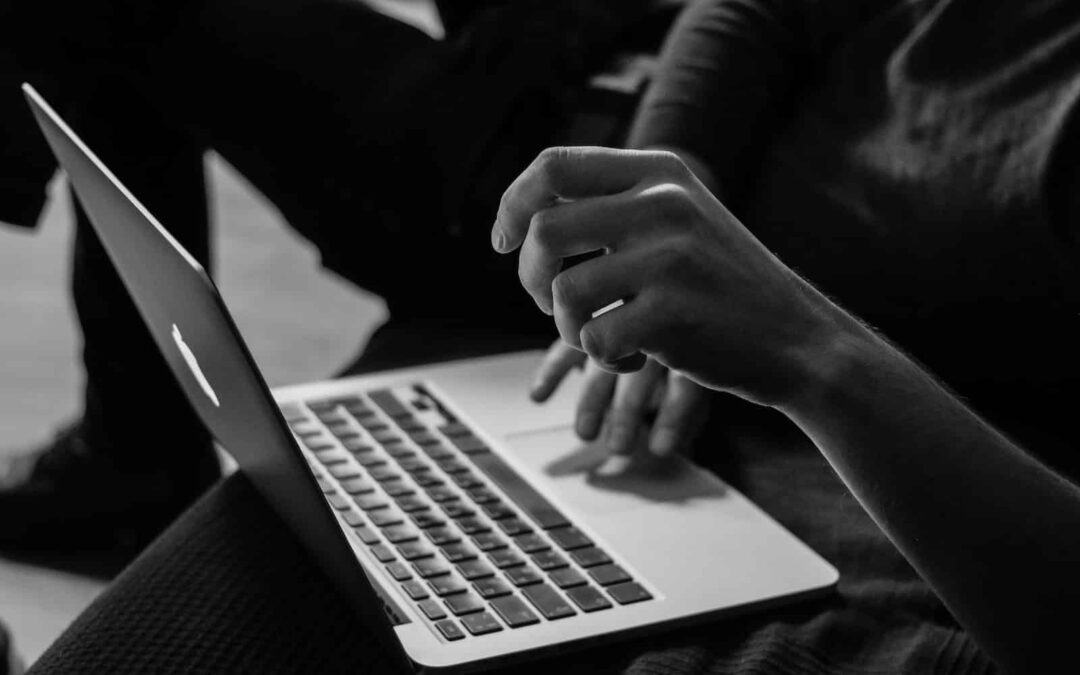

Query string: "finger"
[551, 249, 648, 349]
[579, 291, 660, 373]
[517, 193, 650, 314]
[530, 340, 586, 402]
[605, 359, 665, 455]
[575, 360, 616, 440]
[649, 374, 708, 458]
[493, 147, 684, 254]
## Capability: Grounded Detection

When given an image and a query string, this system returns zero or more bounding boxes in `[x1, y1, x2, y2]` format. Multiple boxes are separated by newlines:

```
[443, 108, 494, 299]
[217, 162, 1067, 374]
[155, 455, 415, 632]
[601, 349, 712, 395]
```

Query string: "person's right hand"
[530, 340, 709, 459]
[492, 147, 846, 408]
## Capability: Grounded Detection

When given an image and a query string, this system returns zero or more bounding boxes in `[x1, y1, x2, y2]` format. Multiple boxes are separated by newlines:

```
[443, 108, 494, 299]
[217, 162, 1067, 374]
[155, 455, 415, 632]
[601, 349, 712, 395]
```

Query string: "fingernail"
[491, 227, 506, 252]
[576, 412, 599, 439]
[608, 425, 633, 454]
[651, 429, 677, 457]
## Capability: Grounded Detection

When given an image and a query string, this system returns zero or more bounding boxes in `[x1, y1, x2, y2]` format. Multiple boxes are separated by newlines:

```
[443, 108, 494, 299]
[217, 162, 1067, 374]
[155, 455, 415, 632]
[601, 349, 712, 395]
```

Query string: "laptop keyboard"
[282, 386, 653, 640]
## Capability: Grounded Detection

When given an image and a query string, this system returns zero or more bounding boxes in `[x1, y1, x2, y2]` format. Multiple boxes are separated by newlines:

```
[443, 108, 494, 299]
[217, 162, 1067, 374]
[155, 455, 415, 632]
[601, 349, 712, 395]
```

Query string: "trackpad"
[503, 426, 728, 518]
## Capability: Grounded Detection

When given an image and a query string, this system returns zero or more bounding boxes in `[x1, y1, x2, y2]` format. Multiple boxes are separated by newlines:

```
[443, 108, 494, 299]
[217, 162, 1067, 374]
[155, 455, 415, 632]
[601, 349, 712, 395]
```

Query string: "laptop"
[24, 83, 838, 672]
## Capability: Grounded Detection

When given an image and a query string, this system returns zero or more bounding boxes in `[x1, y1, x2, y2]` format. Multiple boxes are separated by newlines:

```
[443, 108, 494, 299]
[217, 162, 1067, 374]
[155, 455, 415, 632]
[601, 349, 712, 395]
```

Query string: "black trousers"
[26, 0, 608, 468]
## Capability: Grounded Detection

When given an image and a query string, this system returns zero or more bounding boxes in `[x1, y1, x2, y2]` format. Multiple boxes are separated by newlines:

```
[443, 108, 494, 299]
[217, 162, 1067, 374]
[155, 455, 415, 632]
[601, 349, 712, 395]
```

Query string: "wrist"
[771, 291, 883, 418]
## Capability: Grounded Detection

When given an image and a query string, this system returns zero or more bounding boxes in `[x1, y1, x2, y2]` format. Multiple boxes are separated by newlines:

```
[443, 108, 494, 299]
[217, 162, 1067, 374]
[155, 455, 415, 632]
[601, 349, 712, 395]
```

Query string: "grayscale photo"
[0, 0, 1077, 672]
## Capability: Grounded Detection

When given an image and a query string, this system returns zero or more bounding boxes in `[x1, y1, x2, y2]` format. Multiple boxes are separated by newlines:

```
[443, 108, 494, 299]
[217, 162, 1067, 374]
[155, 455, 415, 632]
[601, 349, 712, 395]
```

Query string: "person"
[0, 0, 676, 561]
[8, 0, 1080, 672]
[492, 144, 1080, 674]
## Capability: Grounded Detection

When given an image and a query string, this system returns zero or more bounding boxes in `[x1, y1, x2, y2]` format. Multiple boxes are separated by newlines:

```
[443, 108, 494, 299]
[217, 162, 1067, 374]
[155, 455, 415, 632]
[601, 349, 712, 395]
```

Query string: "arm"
[494, 147, 1080, 673]
[628, 0, 889, 204]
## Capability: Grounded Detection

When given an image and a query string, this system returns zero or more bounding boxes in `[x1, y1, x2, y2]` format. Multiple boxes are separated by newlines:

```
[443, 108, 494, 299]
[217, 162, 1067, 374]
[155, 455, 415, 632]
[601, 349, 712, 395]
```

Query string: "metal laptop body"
[25, 83, 838, 672]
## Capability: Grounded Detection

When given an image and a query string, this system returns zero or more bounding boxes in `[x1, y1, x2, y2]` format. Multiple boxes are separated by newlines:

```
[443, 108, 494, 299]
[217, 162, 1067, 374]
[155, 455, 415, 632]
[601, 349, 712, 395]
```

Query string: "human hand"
[492, 146, 843, 407]
[530, 340, 709, 458]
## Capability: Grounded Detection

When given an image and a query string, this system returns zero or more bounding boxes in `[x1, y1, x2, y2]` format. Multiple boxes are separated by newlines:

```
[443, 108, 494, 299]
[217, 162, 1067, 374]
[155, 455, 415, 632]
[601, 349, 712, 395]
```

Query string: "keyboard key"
[460, 611, 503, 636]
[445, 592, 486, 616]
[353, 526, 380, 545]
[382, 481, 415, 498]
[340, 477, 376, 495]
[482, 502, 516, 520]
[384, 443, 415, 460]
[342, 511, 365, 527]
[326, 423, 354, 438]
[315, 476, 335, 494]
[395, 496, 429, 513]
[472, 577, 513, 599]
[468, 487, 500, 505]
[497, 518, 533, 536]
[441, 502, 475, 519]
[328, 464, 362, 480]
[402, 580, 429, 601]
[411, 512, 446, 530]
[396, 541, 434, 560]
[435, 618, 464, 640]
[471, 532, 507, 552]
[426, 486, 458, 502]
[413, 558, 451, 578]
[369, 389, 411, 418]
[398, 457, 431, 474]
[428, 574, 468, 597]
[448, 435, 490, 455]
[438, 422, 470, 437]
[359, 419, 389, 433]
[456, 559, 495, 581]
[413, 473, 444, 488]
[386, 562, 412, 581]
[566, 585, 613, 612]
[327, 494, 352, 511]
[425, 527, 461, 546]
[435, 458, 470, 474]
[353, 453, 386, 468]
[394, 415, 426, 432]
[353, 495, 388, 511]
[569, 547, 611, 568]
[514, 533, 550, 554]
[530, 550, 568, 571]
[450, 472, 484, 489]
[522, 583, 577, 620]
[371, 544, 396, 563]
[383, 525, 418, 544]
[342, 438, 374, 453]
[421, 444, 456, 460]
[505, 566, 544, 587]
[607, 581, 652, 605]
[468, 452, 570, 530]
[440, 542, 477, 563]
[419, 599, 447, 621]
[488, 549, 525, 569]
[490, 596, 541, 628]
[549, 568, 588, 589]
[368, 466, 401, 483]
[409, 430, 441, 446]
[588, 564, 631, 587]
[457, 517, 490, 535]
[314, 449, 349, 465]
[369, 510, 405, 528]
[548, 526, 592, 550]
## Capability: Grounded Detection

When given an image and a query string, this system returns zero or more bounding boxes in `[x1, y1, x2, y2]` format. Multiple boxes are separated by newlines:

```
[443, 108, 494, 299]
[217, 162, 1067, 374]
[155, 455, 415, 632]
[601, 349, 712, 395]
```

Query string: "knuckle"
[536, 146, 573, 187]
[551, 270, 580, 310]
[579, 323, 609, 363]
[529, 209, 557, 251]
[653, 150, 691, 180]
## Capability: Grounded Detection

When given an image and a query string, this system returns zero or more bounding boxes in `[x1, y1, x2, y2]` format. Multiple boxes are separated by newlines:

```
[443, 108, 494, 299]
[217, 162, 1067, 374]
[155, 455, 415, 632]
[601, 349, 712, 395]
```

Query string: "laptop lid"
[22, 83, 413, 670]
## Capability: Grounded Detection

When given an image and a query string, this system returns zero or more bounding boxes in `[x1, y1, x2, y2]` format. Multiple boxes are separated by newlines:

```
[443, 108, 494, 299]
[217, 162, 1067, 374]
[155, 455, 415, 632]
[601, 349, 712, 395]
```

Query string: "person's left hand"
[530, 340, 709, 458]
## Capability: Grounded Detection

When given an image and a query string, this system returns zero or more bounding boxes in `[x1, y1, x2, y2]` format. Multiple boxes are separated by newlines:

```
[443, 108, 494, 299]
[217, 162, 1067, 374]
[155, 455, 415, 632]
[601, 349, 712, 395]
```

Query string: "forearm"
[780, 305, 1080, 673]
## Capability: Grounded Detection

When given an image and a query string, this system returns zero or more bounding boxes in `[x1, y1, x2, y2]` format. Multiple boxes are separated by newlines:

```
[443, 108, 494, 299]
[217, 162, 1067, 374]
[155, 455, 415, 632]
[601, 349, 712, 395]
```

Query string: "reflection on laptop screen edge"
[20, 83, 414, 672]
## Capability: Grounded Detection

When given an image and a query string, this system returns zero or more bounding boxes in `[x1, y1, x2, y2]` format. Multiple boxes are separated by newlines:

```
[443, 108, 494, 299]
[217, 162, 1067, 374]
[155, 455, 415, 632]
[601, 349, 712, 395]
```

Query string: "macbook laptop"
[24, 83, 837, 672]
